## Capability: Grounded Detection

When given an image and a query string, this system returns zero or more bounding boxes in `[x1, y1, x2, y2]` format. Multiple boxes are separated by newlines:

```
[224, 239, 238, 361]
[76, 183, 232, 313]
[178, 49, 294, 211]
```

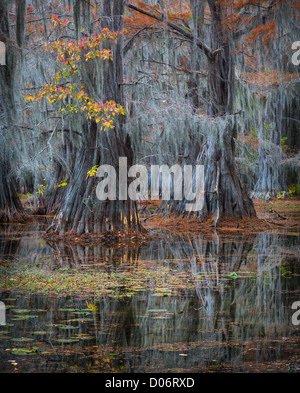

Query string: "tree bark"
[168, 0, 256, 222]
[205, 1, 256, 221]
[48, 0, 144, 236]
[0, 145, 26, 223]
[97, 0, 144, 233]
[0, 0, 27, 223]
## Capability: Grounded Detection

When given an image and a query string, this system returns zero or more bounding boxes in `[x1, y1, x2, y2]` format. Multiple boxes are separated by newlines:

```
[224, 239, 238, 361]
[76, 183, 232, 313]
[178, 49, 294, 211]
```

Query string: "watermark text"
[96, 158, 205, 212]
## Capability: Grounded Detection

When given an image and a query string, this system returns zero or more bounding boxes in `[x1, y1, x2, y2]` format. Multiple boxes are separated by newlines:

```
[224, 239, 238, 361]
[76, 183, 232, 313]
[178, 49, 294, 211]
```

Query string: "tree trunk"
[124, 1, 256, 223]
[96, 0, 144, 233]
[47, 0, 144, 236]
[252, 143, 288, 200]
[204, 121, 256, 221]
[198, 1, 256, 222]
[0, 0, 27, 223]
[0, 144, 26, 223]
[251, 94, 290, 200]
[171, 1, 255, 222]
[44, 131, 75, 215]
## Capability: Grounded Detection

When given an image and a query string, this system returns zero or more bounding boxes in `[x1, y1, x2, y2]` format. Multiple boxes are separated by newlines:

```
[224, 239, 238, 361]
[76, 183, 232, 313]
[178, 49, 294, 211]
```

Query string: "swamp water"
[0, 222, 299, 373]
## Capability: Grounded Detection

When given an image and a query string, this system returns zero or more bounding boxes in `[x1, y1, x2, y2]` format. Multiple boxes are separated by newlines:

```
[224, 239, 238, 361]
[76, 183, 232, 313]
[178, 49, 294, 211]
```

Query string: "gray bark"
[48, 0, 144, 236]
[0, 0, 27, 223]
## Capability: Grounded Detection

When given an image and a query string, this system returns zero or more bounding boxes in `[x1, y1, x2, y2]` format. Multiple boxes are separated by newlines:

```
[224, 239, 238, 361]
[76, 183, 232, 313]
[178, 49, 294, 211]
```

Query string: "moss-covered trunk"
[202, 1, 256, 222]
[96, 0, 144, 233]
[0, 0, 27, 223]
[48, 0, 143, 236]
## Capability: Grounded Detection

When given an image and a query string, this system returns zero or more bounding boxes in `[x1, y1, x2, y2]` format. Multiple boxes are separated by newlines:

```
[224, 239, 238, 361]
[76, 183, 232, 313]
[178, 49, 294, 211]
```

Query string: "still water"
[0, 222, 299, 373]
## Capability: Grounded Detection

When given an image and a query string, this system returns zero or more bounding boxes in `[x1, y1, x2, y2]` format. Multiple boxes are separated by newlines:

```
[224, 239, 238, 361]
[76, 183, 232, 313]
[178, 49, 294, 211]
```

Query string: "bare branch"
[126, 2, 217, 59]
[141, 59, 208, 77]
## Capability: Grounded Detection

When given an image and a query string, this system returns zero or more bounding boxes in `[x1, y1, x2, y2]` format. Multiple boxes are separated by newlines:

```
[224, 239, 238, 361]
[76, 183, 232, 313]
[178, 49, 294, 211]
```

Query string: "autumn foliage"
[25, 24, 127, 130]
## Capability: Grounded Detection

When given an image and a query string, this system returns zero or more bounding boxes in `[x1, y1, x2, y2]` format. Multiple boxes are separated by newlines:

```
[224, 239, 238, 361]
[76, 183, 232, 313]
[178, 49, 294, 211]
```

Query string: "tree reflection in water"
[0, 227, 299, 372]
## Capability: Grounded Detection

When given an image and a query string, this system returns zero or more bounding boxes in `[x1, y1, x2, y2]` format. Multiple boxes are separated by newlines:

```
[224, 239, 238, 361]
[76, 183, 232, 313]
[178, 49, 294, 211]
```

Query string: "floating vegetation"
[10, 347, 40, 356]
[0, 227, 299, 373]
[57, 325, 78, 330]
[32, 331, 49, 335]
[0, 266, 194, 298]
[0, 263, 264, 299]
[71, 311, 92, 315]
[74, 334, 94, 341]
[56, 338, 80, 344]
[66, 318, 94, 323]
[12, 315, 38, 321]
[11, 337, 34, 342]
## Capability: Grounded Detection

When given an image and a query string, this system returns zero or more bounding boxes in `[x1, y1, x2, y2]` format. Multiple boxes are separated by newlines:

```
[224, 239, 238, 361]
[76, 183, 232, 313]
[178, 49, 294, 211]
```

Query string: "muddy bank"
[3, 198, 299, 246]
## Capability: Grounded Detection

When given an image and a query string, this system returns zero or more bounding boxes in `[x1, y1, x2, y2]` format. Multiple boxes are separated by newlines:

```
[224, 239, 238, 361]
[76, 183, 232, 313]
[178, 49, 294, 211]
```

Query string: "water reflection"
[0, 224, 299, 372]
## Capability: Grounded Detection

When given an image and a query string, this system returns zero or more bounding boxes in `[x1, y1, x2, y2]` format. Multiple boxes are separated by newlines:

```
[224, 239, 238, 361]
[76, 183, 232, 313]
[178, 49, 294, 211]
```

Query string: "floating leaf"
[57, 325, 78, 330]
[12, 315, 38, 320]
[56, 338, 79, 343]
[75, 335, 94, 341]
[11, 348, 34, 356]
[11, 337, 34, 342]
[67, 318, 94, 323]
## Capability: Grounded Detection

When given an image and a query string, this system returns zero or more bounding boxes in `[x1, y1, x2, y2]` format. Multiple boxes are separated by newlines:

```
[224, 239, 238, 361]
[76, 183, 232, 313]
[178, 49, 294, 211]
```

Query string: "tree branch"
[126, 2, 217, 59]
[123, 26, 153, 54]
[141, 59, 208, 77]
